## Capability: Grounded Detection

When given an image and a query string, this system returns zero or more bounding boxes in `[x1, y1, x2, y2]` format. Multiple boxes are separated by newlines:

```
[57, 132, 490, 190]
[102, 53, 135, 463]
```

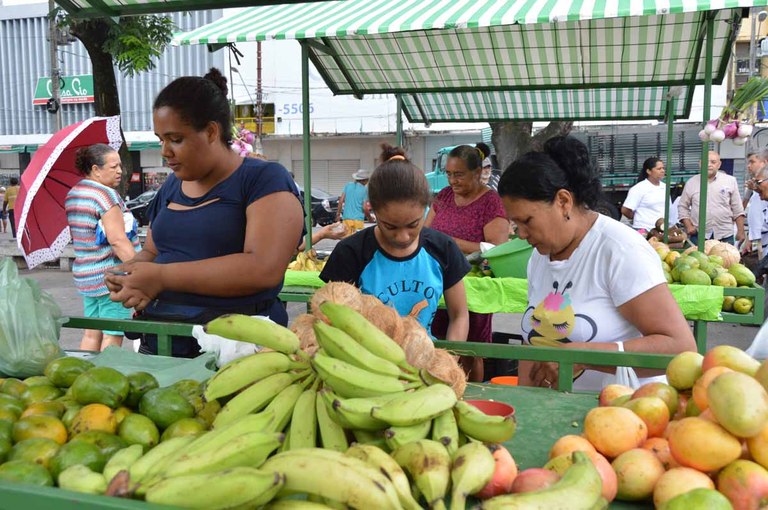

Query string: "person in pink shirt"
[425, 143, 509, 381]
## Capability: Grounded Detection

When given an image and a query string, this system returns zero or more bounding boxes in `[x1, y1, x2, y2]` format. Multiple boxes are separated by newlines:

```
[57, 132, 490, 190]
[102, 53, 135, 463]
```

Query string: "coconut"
[359, 293, 381, 314]
[427, 348, 467, 398]
[290, 313, 319, 355]
[310, 282, 363, 323]
[395, 316, 435, 369]
[359, 297, 404, 340]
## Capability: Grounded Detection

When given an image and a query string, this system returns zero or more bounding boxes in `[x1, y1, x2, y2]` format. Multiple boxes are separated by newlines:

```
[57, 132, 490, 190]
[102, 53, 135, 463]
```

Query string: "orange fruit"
[49, 441, 105, 481]
[70, 431, 127, 459]
[12, 415, 68, 445]
[61, 405, 82, 431]
[0, 459, 53, 486]
[20, 401, 66, 419]
[117, 413, 159, 452]
[8, 438, 60, 469]
[23, 376, 53, 387]
[0, 420, 13, 443]
[20, 385, 62, 406]
[160, 417, 206, 442]
[44, 357, 94, 389]
[114, 406, 132, 426]
[0, 379, 28, 400]
[0, 439, 9, 463]
[0, 394, 24, 416]
[0, 408, 19, 424]
[70, 403, 117, 436]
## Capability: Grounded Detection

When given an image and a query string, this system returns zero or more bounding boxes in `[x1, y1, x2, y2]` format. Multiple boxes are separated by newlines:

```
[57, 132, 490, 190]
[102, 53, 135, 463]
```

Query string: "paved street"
[1, 226, 762, 354]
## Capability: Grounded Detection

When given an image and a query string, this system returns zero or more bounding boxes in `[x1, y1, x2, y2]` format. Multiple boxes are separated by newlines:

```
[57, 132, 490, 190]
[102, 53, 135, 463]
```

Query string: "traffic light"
[46, 98, 60, 114]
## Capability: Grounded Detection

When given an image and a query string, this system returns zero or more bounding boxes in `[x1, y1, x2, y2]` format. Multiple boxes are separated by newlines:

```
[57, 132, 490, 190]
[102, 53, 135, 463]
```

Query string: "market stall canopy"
[173, 0, 754, 122]
[55, 0, 330, 18]
[400, 87, 692, 123]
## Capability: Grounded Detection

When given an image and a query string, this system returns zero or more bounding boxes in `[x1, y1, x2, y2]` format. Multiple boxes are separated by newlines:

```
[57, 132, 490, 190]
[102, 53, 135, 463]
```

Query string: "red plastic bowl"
[464, 399, 515, 418]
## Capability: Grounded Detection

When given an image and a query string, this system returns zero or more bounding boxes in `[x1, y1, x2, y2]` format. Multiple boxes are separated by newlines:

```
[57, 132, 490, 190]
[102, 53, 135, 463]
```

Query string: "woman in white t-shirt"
[621, 157, 671, 232]
[497, 137, 696, 392]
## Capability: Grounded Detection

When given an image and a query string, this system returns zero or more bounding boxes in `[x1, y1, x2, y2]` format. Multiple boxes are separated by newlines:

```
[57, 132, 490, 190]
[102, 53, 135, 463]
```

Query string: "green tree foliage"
[101, 15, 175, 77]
[55, 10, 176, 192]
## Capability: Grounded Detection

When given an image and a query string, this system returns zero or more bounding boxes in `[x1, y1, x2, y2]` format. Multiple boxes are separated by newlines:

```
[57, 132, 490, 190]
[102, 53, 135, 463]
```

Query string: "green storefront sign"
[33, 75, 94, 105]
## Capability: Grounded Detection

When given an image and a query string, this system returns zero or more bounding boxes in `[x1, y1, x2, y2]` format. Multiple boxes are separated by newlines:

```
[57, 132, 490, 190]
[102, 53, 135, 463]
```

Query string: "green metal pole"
[664, 97, 675, 244]
[690, 14, 716, 356]
[698, 14, 715, 252]
[301, 42, 313, 250]
[396, 94, 403, 146]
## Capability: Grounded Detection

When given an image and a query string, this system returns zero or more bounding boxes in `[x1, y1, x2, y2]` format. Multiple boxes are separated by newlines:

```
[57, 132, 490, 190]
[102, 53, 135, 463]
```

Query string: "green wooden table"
[0, 318, 673, 508]
[462, 384, 651, 510]
[0, 383, 649, 509]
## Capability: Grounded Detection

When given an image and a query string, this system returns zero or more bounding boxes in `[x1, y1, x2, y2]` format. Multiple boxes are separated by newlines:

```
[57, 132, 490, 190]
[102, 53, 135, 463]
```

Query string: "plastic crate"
[483, 238, 534, 279]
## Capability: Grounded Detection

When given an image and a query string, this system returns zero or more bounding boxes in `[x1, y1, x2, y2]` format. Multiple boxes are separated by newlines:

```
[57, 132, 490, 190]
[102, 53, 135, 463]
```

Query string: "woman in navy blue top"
[106, 68, 304, 357]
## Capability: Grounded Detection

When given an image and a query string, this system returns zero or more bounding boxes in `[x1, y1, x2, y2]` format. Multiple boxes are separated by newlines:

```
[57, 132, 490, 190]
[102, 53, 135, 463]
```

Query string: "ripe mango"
[707, 371, 768, 438]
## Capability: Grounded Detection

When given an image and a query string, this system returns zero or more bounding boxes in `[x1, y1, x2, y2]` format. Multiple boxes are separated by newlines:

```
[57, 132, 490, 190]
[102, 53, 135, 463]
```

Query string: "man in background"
[677, 151, 745, 246]
[744, 149, 768, 257]
[336, 169, 370, 235]
[2, 177, 20, 239]
[0, 187, 6, 234]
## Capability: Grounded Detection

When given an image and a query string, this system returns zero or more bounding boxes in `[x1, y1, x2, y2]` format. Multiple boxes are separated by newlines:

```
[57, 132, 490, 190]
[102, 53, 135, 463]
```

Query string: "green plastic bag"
[88, 346, 216, 387]
[0, 258, 65, 377]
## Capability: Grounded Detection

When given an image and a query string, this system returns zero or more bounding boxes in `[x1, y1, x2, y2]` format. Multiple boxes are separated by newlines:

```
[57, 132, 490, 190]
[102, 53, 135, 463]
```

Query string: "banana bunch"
[202, 306, 515, 453]
[114, 303, 522, 509]
[288, 249, 326, 272]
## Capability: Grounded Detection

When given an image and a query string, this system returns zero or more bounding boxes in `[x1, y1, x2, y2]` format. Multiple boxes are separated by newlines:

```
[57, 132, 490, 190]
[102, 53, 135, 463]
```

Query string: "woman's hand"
[528, 361, 559, 388]
[318, 222, 347, 241]
[106, 261, 163, 311]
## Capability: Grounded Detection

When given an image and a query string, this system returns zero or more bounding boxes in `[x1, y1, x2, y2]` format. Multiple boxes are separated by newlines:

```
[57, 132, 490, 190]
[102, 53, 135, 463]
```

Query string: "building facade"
[0, 2, 222, 194]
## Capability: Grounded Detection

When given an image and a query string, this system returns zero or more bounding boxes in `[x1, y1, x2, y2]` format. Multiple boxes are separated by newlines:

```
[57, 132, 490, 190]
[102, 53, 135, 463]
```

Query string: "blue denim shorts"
[83, 294, 132, 335]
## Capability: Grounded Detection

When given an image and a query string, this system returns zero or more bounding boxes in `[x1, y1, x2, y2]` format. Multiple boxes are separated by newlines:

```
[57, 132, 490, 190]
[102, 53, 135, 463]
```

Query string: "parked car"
[296, 185, 339, 226]
[126, 190, 158, 227]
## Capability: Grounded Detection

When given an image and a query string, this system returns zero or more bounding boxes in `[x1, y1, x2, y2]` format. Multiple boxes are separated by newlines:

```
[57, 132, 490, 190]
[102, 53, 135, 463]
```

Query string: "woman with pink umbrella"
[65, 144, 141, 351]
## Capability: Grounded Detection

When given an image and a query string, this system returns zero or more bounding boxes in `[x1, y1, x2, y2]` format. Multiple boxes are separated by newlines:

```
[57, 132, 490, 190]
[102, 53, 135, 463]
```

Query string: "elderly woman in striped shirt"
[65, 144, 141, 351]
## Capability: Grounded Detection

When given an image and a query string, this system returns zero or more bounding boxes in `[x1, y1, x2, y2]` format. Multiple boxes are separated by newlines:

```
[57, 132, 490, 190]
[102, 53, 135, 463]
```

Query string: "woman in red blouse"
[425, 143, 510, 381]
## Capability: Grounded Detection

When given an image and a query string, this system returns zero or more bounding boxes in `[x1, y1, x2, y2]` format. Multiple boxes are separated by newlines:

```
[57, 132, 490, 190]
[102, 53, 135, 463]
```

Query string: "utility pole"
[254, 41, 264, 155]
[751, 9, 758, 81]
[48, 0, 62, 131]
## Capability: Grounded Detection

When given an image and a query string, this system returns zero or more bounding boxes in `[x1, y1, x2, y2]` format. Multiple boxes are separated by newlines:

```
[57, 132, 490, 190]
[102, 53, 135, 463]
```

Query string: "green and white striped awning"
[173, 0, 760, 121]
[56, 0, 326, 18]
[403, 87, 692, 123]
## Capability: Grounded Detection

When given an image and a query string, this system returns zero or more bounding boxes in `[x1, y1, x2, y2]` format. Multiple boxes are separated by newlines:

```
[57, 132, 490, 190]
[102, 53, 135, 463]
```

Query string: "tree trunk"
[490, 121, 574, 173]
[70, 19, 133, 195]
[490, 121, 532, 173]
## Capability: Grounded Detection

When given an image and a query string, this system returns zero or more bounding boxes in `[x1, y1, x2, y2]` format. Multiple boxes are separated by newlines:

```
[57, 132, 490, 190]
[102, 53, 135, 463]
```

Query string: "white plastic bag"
[600, 341, 642, 389]
[746, 320, 768, 359]
[95, 212, 138, 245]
[479, 242, 496, 253]
[192, 315, 269, 367]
